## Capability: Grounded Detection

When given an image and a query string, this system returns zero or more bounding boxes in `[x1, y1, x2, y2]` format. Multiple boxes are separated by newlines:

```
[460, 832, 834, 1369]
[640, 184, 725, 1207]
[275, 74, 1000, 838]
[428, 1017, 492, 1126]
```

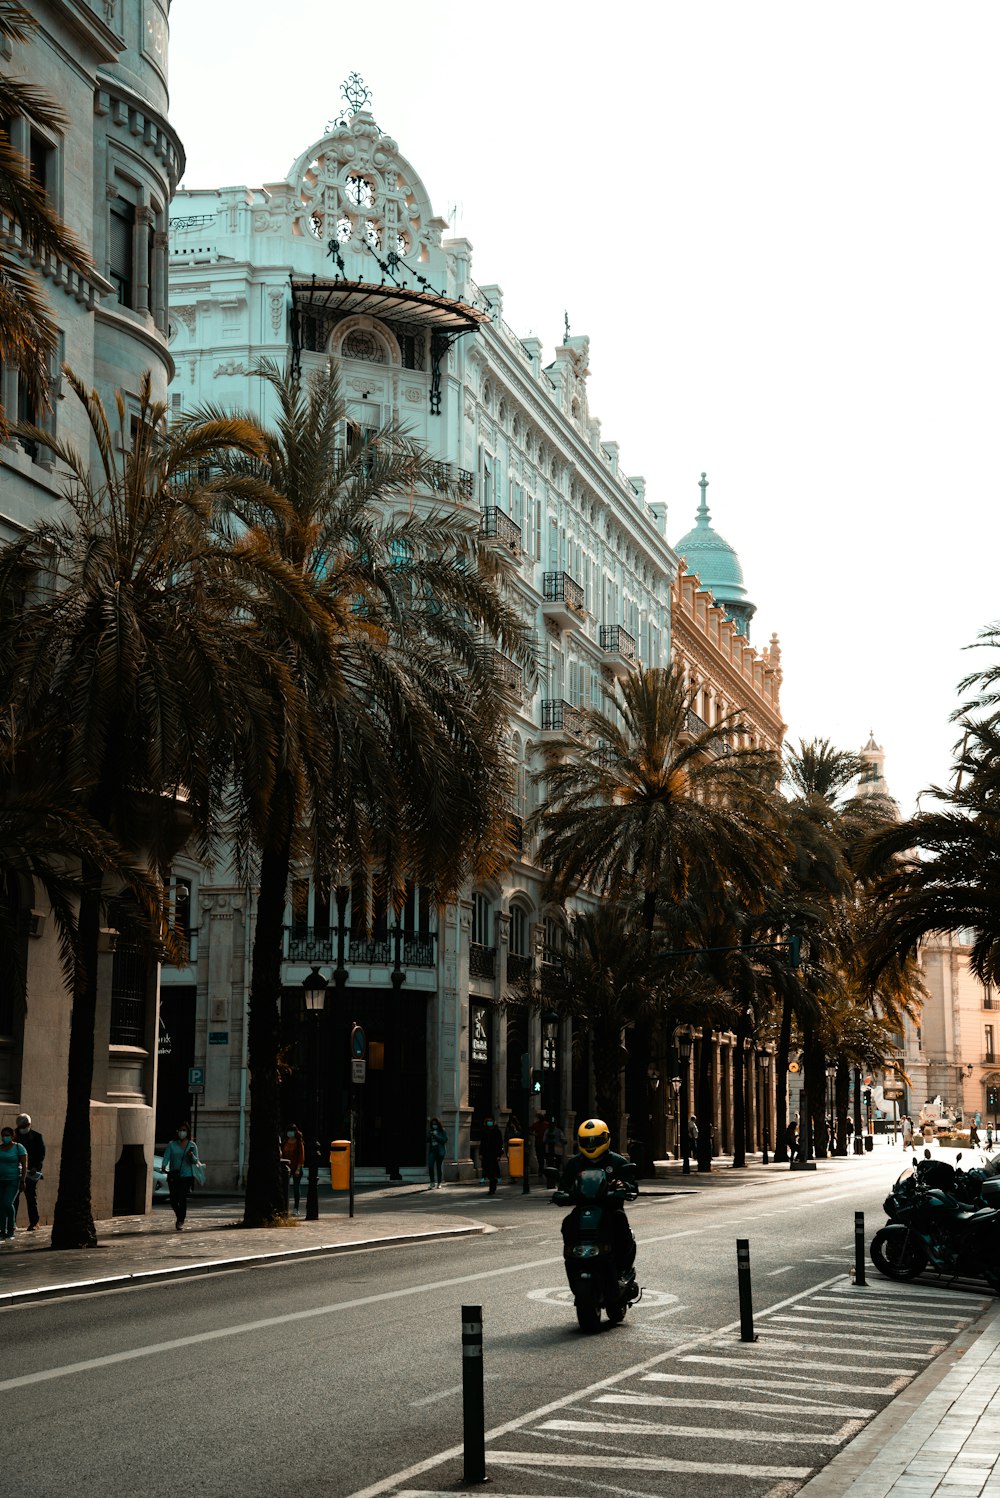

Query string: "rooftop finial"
[564, 310, 570, 342]
[342, 72, 372, 114]
[697, 471, 710, 524]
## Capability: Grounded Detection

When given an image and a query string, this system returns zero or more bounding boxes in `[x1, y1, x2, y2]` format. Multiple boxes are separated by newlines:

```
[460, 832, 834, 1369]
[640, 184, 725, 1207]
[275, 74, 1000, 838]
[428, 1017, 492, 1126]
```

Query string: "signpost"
[188, 1066, 205, 1140]
[349, 1024, 366, 1219]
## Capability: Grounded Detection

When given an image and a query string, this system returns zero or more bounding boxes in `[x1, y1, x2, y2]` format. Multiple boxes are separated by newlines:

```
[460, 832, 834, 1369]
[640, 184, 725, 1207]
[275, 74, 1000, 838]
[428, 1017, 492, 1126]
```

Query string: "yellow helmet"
[578, 1118, 611, 1160]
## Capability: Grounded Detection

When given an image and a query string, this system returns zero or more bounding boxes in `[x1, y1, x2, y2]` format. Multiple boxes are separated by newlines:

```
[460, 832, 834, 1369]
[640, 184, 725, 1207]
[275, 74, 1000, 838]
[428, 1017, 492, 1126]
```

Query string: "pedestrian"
[687, 1113, 699, 1160]
[161, 1121, 200, 1230]
[0, 1122, 27, 1242]
[543, 1115, 566, 1173]
[902, 1115, 914, 1151]
[531, 1110, 548, 1178]
[970, 1122, 982, 1148]
[785, 1119, 799, 1162]
[281, 1124, 305, 1213]
[504, 1112, 522, 1147]
[14, 1113, 44, 1230]
[479, 1116, 504, 1195]
[987, 1124, 995, 1151]
[845, 1116, 855, 1144]
[426, 1116, 447, 1189]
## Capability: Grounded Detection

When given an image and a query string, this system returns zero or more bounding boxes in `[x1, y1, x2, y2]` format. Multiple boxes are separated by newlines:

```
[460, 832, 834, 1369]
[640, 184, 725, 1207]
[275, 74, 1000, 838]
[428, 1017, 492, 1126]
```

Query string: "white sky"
[168, 1, 999, 817]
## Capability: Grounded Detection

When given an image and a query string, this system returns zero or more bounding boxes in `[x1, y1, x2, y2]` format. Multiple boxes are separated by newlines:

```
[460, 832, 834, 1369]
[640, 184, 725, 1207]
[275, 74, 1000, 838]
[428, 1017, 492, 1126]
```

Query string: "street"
[1, 1148, 991, 1498]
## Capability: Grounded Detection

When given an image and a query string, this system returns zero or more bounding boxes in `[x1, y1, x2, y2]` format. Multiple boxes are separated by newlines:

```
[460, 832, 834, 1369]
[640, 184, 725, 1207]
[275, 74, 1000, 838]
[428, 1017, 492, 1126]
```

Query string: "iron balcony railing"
[599, 625, 636, 660]
[480, 647, 523, 696]
[506, 813, 524, 854]
[685, 709, 726, 757]
[541, 699, 588, 737]
[427, 460, 475, 501]
[542, 571, 585, 617]
[284, 926, 436, 969]
[506, 953, 532, 985]
[479, 506, 522, 551]
[469, 943, 496, 980]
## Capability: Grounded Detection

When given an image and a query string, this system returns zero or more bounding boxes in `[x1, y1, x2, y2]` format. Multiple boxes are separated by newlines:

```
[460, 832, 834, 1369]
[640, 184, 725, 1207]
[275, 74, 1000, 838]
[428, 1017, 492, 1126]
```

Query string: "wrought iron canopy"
[290, 275, 489, 337]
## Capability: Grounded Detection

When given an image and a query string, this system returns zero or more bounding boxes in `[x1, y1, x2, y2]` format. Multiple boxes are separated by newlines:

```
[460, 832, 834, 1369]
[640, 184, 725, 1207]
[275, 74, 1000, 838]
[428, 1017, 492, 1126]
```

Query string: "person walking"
[543, 1115, 566, 1176]
[14, 1113, 44, 1230]
[281, 1124, 305, 1213]
[504, 1112, 522, 1147]
[531, 1111, 548, 1179]
[426, 1116, 447, 1189]
[970, 1121, 982, 1148]
[0, 1123, 27, 1242]
[785, 1119, 800, 1162]
[687, 1114, 699, 1160]
[479, 1116, 504, 1195]
[161, 1122, 200, 1230]
[902, 1115, 914, 1151]
[987, 1124, 995, 1151]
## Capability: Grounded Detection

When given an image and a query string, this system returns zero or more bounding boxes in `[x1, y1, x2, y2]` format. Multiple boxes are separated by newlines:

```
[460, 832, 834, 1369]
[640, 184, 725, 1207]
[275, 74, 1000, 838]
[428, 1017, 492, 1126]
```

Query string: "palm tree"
[201, 359, 532, 1226]
[0, 3, 94, 437]
[0, 370, 286, 1247]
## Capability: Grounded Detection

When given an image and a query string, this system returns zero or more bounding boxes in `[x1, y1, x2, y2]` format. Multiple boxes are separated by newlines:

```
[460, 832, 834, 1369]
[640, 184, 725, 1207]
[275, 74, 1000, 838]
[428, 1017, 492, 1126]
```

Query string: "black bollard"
[854, 1210, 867, 1287]
[737, 1239, 757, 1342]
[461, 1304, 486, 1484]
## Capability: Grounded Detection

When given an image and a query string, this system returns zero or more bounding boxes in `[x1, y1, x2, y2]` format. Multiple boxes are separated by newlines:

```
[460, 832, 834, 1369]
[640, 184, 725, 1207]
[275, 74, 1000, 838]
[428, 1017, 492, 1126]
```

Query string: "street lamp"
[675, 1029, 694, 1176]
[825, 1063, 837, 1155]
[302, 966, 328, 1221]
[757, 1045, 771, 1165]
[670, 1076, 682, 1160]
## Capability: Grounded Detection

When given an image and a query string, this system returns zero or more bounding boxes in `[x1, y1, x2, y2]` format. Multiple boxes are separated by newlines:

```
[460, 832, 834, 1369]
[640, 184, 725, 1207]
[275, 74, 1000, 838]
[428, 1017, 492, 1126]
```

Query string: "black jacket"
[479, 1124, 504, 1164]
[558, 1148, 634, 1193]
[17, 1128, 45, 1172]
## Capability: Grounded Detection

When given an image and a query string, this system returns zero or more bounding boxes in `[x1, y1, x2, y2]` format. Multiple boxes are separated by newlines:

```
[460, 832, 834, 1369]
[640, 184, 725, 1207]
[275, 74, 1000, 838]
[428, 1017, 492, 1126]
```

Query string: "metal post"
[305, 1010, 320, 1221]
[348, 1090, 356, 1220]
[523, 1069, 531, 1195]
[461, 1304, 486, 1484]
[737, 1238, 756, 1342]
[854, 1211, 867, 1287]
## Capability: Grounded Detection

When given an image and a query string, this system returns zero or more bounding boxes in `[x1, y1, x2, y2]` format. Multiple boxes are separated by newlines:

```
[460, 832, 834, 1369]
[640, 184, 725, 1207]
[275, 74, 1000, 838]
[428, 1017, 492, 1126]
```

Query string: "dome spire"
[697, 471, 710, 525]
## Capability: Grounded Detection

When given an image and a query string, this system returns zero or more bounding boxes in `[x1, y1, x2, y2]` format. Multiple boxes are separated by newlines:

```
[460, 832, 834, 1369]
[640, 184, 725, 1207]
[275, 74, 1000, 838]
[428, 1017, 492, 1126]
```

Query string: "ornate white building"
[166, 80, 785, 1180]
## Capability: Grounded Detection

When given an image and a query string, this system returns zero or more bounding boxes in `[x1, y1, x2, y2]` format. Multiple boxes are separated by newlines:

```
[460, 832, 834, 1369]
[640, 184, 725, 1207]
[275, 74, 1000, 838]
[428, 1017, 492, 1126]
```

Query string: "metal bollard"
[461, 1304, 486, 1484]
[737, 1239, 757, 1343]
[854, 1210, 867, 1286]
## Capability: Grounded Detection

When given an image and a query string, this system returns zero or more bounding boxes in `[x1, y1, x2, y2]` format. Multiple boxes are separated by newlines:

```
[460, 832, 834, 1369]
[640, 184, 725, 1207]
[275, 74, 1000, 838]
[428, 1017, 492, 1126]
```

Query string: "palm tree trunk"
[853, 1065, 864, 1150]
[243, 822, 294, 1228]
[773, 995, 793, 1163]
[731, 1002, 751, 1169]
[835, 1058, 850, 1155]
[593, 1031, 624, 1151]
[49, 864, 100, 1249]
[696, 1032, 713, 1171]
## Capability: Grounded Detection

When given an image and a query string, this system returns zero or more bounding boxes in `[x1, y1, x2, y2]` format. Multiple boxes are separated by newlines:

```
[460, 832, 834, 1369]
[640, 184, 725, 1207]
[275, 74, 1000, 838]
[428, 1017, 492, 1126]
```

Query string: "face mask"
[178, 1131, 188, 1139]
[286, 1131, 296, 1139]
[1, 1135, 12, 1144]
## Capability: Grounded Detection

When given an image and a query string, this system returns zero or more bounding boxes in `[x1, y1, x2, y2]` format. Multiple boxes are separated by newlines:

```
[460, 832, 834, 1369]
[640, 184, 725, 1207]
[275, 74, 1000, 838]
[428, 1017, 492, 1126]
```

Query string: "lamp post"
[757, 1046, 771, 1165]
[675, 1029, 694, 1176]
[302, 966, 328, 1221]
[670, 1076, 682, 1160]
[825, 1063, 837, 1155]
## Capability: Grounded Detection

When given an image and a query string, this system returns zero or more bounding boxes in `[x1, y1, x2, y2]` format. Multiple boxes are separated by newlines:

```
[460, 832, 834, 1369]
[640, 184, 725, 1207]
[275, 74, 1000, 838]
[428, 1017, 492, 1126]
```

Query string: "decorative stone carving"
[269, 291, 284, 334]
[213, 359, 245, 379]
[404, 387, 423, 403]
[173, 305, 196, 336]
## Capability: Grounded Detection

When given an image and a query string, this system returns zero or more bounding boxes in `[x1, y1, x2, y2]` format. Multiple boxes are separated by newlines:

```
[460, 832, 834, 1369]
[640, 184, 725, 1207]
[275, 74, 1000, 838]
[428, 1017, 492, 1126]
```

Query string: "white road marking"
[487, 1452, 813, 1480]
[767, 1265, 796, 1276]
[764, 1316, 945, 1344]
[682, 1352, 928, 1375]
[595, 1392, 876, 1418]
[536, 1418, 865, 1446]
[643, 1370, 909, 1396]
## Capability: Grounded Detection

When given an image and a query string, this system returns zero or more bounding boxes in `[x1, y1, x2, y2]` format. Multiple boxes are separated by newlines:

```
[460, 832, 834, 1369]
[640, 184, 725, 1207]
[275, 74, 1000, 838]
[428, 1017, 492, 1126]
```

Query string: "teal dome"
[674, 473, 755, 637]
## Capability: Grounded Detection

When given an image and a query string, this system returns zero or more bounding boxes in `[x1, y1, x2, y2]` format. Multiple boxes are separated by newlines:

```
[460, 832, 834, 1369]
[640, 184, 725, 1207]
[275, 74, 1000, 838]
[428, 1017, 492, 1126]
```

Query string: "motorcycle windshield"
[895, 1167, 914, 1185]
[576, 1169, 608, 1201]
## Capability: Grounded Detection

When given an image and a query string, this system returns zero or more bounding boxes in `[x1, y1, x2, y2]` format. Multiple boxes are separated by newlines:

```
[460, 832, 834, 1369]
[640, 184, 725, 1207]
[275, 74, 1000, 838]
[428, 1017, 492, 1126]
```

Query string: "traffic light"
[531, 1069, 542, 1094]
[988, 1087, 999, 1111]
[863, 1088, 873, 1107]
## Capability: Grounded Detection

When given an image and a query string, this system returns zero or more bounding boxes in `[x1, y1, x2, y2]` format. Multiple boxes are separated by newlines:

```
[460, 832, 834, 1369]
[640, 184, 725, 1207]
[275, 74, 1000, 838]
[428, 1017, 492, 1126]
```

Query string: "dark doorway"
[113, 1143, 148, 1215]
[156, 986, 196, 1144]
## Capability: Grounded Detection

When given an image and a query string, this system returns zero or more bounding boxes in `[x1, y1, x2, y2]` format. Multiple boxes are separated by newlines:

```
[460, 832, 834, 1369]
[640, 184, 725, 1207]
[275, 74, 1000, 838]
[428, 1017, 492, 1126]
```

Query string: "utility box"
[507, 1138, 524, 1180]
[329, 1140, 351, 1190]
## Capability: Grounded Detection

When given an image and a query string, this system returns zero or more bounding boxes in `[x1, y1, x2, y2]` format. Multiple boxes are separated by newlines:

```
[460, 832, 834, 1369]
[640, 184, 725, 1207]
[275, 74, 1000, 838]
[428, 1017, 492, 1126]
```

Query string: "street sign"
[189, 1084, 205, 1096]
[351, 1059, 366, 1084]
[883, 1087, 904, 1100]
[351, 1024, 366, 1059]
[188, 1066, 205, 1088]
[787, 1061, 800, 1074]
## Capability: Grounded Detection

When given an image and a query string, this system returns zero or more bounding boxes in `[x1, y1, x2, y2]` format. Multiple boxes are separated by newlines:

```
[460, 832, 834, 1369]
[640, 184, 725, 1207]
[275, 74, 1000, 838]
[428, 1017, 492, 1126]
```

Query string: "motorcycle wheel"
[870, 1226, 927, 1280]
[576, 1300, 601, 1333]
[606, 1299, 627, 1324]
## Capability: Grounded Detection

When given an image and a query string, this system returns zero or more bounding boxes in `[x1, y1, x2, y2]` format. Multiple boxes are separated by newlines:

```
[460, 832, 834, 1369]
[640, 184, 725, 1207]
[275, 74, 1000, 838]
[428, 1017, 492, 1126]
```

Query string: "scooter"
[872, 1157, 1000, 1290]
[553, 1167, 641, 1332]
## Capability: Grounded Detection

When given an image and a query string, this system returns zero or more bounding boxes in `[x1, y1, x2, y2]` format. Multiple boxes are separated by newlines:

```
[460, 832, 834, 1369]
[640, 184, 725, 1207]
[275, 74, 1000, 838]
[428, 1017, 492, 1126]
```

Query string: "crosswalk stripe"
[643, 1370, 910, 1396]
[595, 1392, 877, 1418]
[682, 1352, 929, 1374]
[704, 1339, 925, 1366]
[803, 1300, 967, 1324]
[536, 1418, 865, 1446]
[487, 1451, 813, 1479]
[763, 1317, 945, 1344]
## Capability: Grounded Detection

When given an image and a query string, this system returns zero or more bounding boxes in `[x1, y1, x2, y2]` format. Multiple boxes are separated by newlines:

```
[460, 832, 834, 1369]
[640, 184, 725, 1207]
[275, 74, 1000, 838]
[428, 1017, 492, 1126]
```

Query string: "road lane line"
[488, 1451, 813, 1479]
[345, 1272, 846, 1498]
[767, 1266, 796, 1275]
[536, 1417, 865, 1446]
[642, 1371, 906, 1396]
[594, 1393, 877, 1418]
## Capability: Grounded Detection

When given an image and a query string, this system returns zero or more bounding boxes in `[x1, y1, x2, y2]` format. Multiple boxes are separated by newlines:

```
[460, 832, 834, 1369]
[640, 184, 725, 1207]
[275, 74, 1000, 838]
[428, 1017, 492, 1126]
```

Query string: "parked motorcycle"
[553, 1166, 641, 1332]
[871, 1157, 1000, 1289]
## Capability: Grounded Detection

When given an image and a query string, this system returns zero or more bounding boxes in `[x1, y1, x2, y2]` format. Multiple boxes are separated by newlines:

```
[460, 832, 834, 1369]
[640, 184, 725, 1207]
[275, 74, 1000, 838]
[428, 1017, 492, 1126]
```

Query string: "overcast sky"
[168, 1, 998, 817]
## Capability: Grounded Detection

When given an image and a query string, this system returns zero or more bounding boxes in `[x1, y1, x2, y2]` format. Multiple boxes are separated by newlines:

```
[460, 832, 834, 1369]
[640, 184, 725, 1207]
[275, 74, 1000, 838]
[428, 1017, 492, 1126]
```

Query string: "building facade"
[164, 83, 786, 1183]
[0, 0, 183, 1219]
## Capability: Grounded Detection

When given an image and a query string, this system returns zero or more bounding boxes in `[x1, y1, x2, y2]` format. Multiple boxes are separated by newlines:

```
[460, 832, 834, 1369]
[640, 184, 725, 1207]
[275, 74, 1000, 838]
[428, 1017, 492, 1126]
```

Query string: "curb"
[0, 1223, 486, 1309]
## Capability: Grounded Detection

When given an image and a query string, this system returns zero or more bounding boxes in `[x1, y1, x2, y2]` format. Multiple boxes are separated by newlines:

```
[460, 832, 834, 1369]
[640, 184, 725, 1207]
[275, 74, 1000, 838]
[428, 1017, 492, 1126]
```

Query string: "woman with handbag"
[161, 1122, 202, 1231]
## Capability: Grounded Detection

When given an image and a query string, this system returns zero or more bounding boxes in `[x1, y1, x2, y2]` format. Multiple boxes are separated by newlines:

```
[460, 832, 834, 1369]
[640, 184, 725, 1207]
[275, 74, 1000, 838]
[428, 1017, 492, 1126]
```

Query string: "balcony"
[470, 943, 496, 980]
[542, 571, 586, 631]
[541, 699, 588, 739]
[599, 624, 636, 679]
[479, 506, 522, 555]
[506, 812, 524, 855]
[507, 952, 532, 986]
[285, 927, 436, 969]
[427, 460, 475, 502]
[684, 709, 726, 757]
[480, 646, 524, 702]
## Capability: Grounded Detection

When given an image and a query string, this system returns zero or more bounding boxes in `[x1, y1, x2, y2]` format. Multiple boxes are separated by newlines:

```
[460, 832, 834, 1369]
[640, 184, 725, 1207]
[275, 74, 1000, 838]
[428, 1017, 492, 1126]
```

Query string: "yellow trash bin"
[507, 1137, 524, 1180]
[329, 1140, 351, 1190]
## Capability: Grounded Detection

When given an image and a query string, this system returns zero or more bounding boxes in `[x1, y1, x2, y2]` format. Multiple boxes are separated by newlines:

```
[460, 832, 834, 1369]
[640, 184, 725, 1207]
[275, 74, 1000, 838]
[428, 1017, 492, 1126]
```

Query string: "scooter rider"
[558, 1117, 637, 1278]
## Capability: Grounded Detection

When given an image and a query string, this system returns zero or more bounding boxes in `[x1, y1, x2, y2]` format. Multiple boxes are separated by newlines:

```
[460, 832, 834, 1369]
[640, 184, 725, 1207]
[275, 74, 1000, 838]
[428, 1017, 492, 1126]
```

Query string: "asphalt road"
[2, 1147, 992, 1498]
